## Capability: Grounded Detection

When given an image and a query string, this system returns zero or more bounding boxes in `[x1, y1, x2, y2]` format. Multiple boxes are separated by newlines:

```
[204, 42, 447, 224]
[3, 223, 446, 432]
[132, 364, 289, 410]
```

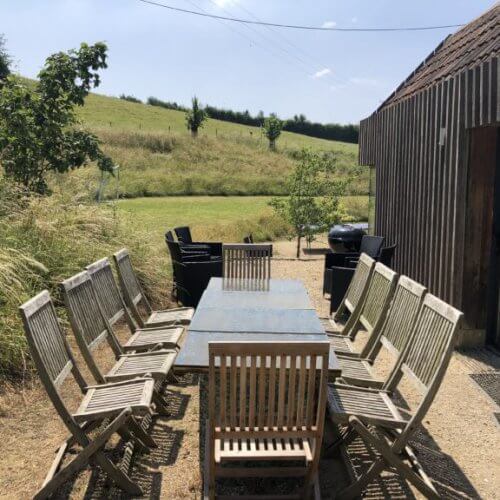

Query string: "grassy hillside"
[79, 93, 358, 152]
[74, 93, 366, 199]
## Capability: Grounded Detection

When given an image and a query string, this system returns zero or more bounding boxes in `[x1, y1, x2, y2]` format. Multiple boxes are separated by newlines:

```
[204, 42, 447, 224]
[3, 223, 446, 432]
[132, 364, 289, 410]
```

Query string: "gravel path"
[0, 240, 499, 498]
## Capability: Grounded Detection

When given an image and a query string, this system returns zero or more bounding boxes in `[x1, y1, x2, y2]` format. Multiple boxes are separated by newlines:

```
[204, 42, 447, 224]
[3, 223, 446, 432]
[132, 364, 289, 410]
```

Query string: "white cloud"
[322, 21, 337, 28]
[351, 16, 358, 23]
[312, 68, 331, 79]
[350, 77, 379, 86]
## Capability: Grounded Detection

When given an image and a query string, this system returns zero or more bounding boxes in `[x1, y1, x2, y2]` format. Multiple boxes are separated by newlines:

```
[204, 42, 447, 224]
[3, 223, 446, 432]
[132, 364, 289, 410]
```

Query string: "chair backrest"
[174, 226, 192, 243]
[19, 291, 86, 391]
[165, 233, 183, 262]
[364, 275, 426, 362]
[346, 262, 398, 342]
[86, 257, 136, 330]
[389, 293, 462, 393]
[61, 271, 122, 383]
[113, 248, 152, 327]
[165, 230, 175, 242]
[19, 291, 86, 431]
[208, 341, 329, 442]
[334, 253, 375, 320]
[385, 294, 462, 442]
[222, 243, 272, 280]
[359, 235, 385, 258]
[379, 243, 397, 267]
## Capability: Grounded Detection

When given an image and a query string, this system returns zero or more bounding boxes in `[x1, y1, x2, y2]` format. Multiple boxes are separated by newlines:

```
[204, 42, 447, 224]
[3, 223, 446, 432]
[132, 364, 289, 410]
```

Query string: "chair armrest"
[181, 243, 211, 252]
[179, 253, 212, 262]
[345, 257, 359, 268]
[325, 252, 360, 269]
[192, 242, 223, 256]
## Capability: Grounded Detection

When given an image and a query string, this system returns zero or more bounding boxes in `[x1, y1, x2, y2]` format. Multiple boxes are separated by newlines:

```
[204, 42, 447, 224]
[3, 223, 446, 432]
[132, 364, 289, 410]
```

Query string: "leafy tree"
[185, 96, 207, 137]
[0, 34, 11, 82]
[270, 149, 350, 257]
[0, 42, 113, 194]
[263, 115, 283, 150]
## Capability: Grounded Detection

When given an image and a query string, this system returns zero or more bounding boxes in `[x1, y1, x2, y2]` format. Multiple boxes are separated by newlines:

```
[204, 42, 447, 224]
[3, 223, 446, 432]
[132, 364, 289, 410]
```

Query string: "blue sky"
[1, 0, 495, 124]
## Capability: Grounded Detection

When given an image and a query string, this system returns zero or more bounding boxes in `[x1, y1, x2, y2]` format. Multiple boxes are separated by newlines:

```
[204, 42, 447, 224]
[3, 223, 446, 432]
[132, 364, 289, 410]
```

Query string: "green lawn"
[117, 195, 368, 246]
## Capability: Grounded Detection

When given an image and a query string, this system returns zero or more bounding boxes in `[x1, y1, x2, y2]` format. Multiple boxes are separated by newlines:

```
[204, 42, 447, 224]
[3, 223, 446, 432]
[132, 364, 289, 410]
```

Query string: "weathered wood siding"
[359, 56, 499, 312]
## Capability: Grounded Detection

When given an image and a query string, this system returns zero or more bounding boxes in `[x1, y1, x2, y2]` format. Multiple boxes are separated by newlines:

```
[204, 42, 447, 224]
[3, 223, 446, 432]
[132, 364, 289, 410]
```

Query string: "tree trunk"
[191, 128, 198, 138]
[269, 138, 276, 151]
[296, 234, 301, 258]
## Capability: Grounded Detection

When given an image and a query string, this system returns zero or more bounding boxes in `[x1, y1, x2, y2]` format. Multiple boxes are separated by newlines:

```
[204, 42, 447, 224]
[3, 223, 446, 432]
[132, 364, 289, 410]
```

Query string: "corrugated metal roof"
[379, 3, 500, 109]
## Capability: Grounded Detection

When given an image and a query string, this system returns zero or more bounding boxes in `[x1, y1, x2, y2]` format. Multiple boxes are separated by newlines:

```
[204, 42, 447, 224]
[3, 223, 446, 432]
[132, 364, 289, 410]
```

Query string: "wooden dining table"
[175, 277, 340, 375]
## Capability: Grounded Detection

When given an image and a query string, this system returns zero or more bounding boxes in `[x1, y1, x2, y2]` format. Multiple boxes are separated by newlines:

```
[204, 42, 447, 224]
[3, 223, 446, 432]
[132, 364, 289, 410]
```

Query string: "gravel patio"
[0, 239, 499, 499]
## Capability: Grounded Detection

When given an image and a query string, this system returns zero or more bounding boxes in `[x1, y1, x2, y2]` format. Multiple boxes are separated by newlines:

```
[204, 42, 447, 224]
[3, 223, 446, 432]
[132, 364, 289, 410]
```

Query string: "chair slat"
[239, 356, 247, 429]
[277, 354, 287, 427]
[248, 356, 257, 427]
[230, 356, 237, 429]
[305, 355, 317, 426]
[220, 355, 227, 428]
[258, 355, 267, 428]
[267, 356, 277, 428]
[287, 355, 297, 428]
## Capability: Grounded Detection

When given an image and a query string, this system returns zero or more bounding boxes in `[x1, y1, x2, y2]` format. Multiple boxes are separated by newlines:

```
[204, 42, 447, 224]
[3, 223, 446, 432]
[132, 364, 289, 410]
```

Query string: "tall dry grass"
[0, 178, 171, 381]
[72, 128, 366, 199]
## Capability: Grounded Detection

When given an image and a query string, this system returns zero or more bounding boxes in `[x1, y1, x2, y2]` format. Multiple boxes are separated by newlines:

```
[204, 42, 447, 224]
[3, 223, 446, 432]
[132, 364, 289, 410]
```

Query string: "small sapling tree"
[0, 42, 113, 194]
[270, 149, 349, 258]
[263, 114, 283, 151]
[186, 96, 207, 137]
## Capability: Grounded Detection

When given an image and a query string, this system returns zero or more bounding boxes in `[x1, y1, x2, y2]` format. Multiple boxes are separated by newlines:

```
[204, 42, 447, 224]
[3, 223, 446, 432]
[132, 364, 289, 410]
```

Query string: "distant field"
[79, 93, 358, 153]
[72, 93, 367, 199]
[117, 195, 368, 246]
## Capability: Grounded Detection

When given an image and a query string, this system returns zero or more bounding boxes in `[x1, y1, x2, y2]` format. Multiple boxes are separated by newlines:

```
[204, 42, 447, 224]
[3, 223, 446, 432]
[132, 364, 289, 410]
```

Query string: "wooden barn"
[359, 4, 500, 346]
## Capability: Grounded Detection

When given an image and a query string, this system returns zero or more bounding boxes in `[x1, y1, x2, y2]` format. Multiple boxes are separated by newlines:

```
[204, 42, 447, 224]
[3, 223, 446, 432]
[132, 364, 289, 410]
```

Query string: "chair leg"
[337, 459, 386, 500]
[349, 417, 440, 500]
[322, 426, 357, 457]
[35, 411, 142, 499]
[126, 415, 157, 448]
[153, 390, 170, 416]
[204, 421, 216, 500]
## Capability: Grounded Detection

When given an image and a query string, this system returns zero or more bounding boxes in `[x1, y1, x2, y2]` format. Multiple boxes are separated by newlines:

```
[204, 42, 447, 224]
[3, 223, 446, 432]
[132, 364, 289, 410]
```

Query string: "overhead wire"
[137, 0, 465, 32]
[183, 0, 347, 90]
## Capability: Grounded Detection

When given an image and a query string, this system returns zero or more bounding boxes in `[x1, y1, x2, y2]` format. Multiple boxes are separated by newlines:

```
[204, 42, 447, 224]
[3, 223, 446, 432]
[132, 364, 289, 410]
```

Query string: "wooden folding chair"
[86, 257, 183, 351]
[222, 243, 272, 280]
[328, 262, 398, 358]
[327, 293, 463, 499]
[61, 271, 176, 413]
[205, 341, 329, 499]
[113, 248, 194, 328]
[335, 276, 426, 389]
[325, 253, 375, 334]
[19, 291, 158, 499]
